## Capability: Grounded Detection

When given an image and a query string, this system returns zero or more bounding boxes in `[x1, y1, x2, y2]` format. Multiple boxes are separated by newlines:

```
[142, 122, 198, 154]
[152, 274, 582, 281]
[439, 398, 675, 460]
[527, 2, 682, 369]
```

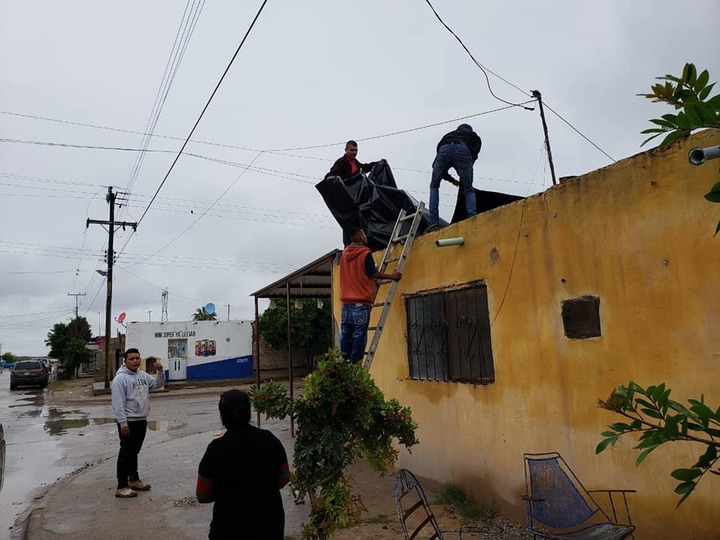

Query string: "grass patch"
[434, 483, 496, 523]
[363, 513, 392, 525]
[48, 380, 68, 391]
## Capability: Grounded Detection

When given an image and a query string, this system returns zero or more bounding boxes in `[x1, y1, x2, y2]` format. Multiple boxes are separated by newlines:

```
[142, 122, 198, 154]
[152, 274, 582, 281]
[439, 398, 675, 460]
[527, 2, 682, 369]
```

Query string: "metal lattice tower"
[161, 289, 168, 323]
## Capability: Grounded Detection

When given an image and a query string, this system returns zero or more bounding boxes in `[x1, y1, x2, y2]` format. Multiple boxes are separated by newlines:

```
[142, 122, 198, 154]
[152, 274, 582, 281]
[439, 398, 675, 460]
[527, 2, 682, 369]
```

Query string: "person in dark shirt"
[196, 389, 290, 540]
[428, 124, 482, 230]
[329, 140, 385, 181]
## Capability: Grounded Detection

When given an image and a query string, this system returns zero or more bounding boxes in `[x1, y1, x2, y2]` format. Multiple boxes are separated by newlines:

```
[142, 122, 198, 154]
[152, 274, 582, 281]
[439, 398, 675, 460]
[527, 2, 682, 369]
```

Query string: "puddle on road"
[147, 419, 188, 432]
[45, 416, 188, 435]
[44, 418, 90, 435]
[9, 392, 46, 408]
[47, 407, 85, 418]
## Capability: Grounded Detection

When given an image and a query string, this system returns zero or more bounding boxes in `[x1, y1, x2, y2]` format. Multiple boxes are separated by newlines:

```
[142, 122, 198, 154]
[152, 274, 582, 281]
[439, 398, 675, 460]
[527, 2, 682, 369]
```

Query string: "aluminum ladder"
[363, 202, 425, 371]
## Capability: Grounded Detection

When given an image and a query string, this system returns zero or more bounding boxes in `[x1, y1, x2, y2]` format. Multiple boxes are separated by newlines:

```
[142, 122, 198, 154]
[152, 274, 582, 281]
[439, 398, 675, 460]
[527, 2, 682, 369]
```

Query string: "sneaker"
[115, 487, 138, 498]
[128, 480, 151, 491]
[425, 224, 440, 233]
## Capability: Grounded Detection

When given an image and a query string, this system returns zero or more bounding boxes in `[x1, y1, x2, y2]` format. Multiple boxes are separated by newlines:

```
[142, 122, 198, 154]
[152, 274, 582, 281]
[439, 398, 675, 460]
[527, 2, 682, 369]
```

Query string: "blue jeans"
[429, 143, 476, 225]
[340, 303, 370, 363]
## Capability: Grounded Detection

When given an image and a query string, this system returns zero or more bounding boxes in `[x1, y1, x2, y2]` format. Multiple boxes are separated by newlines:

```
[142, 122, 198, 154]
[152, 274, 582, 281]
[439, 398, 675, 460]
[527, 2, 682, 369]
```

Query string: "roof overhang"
[250, 249, 341, 299]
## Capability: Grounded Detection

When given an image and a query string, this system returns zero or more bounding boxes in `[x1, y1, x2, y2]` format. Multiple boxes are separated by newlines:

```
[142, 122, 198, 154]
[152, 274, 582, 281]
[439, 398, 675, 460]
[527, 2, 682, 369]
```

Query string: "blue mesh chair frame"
[395, 468, 479, 540]
[522, 452, 636, 540]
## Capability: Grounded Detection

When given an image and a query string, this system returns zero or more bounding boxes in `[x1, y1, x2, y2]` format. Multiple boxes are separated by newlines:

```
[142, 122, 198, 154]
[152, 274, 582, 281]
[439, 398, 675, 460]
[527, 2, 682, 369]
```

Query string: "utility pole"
[87, 187, 137, 389]
[531, 90, 558, 186]
[67, 292, 86, 318]
[148, 310, 152, 323]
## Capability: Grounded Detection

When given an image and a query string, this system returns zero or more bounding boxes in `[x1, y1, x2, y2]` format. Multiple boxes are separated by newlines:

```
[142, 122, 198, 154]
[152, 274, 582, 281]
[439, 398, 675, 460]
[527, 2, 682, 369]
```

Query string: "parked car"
[35, 357, 51, 374]
[10, 360, 49, 390]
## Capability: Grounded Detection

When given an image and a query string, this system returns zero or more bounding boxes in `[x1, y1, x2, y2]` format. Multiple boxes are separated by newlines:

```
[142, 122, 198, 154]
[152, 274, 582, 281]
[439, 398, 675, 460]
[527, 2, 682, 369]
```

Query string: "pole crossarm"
[86, 187, 138, 388]
[86, 219, 138, 231]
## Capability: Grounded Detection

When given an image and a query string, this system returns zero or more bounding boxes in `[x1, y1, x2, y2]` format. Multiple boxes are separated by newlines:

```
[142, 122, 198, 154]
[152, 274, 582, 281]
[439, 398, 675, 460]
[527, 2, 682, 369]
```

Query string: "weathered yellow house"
[334, 130, 720, 539]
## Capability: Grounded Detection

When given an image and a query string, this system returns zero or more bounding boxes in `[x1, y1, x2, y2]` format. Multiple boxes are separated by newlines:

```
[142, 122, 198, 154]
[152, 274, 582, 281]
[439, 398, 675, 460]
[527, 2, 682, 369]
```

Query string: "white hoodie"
[111, 365, 165, 428]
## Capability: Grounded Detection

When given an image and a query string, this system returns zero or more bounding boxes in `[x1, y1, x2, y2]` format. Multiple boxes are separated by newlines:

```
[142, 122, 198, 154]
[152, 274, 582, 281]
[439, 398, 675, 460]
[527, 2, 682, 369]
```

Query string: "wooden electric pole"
[87, 187, 137, 389]
[531, 90, 558, 186]
[67, 292, 86, 318]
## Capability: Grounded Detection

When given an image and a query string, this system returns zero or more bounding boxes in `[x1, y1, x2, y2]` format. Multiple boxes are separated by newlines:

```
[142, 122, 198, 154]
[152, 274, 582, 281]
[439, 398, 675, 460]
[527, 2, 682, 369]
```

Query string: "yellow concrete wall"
[334, 131, 720, 539]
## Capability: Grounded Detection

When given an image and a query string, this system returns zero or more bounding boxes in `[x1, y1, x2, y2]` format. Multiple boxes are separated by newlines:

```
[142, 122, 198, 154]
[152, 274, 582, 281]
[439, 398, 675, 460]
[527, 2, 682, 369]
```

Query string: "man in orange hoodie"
[339, 228, 402, 363]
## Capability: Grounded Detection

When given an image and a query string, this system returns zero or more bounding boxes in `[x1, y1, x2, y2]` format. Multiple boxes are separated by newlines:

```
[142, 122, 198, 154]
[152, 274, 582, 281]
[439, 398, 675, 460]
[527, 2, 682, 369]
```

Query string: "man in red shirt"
[329, 140, 385, 181]
[339, 228, 401, 363]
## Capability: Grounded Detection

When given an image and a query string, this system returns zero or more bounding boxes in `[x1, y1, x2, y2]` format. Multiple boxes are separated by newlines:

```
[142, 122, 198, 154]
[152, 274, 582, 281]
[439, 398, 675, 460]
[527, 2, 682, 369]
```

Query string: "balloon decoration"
[205, 303, 215, 315]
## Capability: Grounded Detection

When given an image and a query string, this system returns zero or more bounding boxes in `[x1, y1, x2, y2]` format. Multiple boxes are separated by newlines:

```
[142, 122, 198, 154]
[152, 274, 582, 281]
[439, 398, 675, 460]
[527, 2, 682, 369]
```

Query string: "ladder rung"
[364, 203, 422, 372]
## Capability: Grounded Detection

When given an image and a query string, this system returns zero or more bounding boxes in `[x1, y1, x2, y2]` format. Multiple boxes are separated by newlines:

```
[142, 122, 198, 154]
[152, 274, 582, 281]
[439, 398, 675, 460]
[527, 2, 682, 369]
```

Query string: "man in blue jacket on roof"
[428, 124, 482, 231]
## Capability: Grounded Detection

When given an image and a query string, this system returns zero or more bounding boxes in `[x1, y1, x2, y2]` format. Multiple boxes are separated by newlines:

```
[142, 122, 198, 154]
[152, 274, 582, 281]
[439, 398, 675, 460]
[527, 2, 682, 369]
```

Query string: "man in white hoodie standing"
[111, 348, 164, 498]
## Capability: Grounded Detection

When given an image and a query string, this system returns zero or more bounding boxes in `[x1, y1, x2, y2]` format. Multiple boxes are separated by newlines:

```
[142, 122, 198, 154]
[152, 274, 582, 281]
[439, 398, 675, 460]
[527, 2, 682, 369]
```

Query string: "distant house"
[330, 130, 720, 539]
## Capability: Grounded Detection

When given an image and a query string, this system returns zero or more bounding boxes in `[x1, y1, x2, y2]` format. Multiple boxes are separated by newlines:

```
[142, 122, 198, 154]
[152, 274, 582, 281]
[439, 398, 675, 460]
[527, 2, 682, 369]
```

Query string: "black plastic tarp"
[316, 162, 523, 250]
[316, 162, 435, 251]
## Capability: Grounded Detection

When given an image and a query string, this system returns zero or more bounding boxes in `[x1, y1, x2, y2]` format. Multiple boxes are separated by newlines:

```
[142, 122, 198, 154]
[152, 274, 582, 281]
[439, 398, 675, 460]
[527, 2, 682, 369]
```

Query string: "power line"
[122, 0, 207, 208]
[0, 240, 298, 272]
[542, 102, 616, 163]
[0, 102, 530, 157]
[133, 151, 264, 265]
[0, 137, 167, 152]
[423, 0, 533, 108]
[266, 103, 532, 152]
[422, 0, 614, 164]
[137, 0, 271, 227]
[0, 109, 259, 153]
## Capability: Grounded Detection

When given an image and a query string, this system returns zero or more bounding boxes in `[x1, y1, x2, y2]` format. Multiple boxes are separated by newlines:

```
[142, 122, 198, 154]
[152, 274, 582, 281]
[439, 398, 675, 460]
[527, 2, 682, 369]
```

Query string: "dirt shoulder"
[45, 377, 530, 539]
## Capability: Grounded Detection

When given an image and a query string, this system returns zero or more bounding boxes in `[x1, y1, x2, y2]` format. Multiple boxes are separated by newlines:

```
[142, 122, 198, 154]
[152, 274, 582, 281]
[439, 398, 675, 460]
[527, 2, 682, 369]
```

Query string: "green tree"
[258, 299, 332, 367]
[192, 306, 217, 321]
[251, 350, 417, 540]
[1, 352, 16, 365]
[639, 62, 720, 233]
[597, 383, 720, 506]
[45, 322, 70, 360]
[63, 338, 94, 378]
[45, 317, 93, 378]
[68, 316, 92, 340]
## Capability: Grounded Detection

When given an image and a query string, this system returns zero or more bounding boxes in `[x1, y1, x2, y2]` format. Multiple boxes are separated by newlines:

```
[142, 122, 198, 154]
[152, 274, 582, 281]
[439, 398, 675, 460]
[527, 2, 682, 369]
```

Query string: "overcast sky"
[1, 0, 718, 357]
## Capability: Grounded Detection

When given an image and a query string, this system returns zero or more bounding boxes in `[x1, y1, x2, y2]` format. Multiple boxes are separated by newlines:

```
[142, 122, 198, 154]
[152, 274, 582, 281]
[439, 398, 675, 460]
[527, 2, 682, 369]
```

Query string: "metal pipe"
[689, 146, 720, 166]
[435, 237, 465, 247]
[286, 283, 294, 438]
[254, 295, 261, 428]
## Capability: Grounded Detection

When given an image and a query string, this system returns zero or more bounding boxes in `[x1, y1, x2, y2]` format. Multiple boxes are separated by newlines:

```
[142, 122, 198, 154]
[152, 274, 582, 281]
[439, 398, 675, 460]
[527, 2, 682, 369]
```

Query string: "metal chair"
[522, 452, 636, 540]
[395, 468, 482, 540]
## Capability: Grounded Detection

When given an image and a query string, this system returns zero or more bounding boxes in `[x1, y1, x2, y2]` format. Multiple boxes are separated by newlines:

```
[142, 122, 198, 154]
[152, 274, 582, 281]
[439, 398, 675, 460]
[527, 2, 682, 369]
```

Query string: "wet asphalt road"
[0, 372, 224, 537]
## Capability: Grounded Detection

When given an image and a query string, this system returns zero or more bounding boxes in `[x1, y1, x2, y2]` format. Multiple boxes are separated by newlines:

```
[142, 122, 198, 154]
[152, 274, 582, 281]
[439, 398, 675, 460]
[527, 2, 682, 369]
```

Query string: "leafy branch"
[639, 62, 720, 235]
[639, 63, 720, 148]
[250, 349, 418, 539]
[597, 382, 720, 506]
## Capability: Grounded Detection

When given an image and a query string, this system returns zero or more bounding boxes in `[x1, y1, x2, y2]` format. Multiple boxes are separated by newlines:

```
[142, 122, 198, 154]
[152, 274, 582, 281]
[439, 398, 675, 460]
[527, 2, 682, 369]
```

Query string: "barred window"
[405, 282, 494, 384]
